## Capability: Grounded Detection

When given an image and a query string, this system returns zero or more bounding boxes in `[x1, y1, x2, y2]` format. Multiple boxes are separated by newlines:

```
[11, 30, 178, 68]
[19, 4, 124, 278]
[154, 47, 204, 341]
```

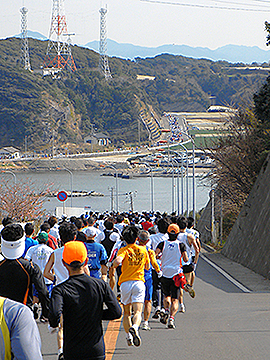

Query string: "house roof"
[95, 132, 109, 139]
[84, 132, 109, 140]
[0, 147, 20, 154]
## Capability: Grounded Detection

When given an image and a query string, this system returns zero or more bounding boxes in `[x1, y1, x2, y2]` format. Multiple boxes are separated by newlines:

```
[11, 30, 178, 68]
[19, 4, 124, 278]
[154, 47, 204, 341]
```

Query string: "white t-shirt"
[150, 232, 169, 251]
[178, 232, 192, 265]
[114, 223, 125, 234]
[49, 224, 60, 240]
[96, 220, 105, 232]
[52, 247, 69, 285]
[25, 244, 53, 284]
[160, 239, 183, 278]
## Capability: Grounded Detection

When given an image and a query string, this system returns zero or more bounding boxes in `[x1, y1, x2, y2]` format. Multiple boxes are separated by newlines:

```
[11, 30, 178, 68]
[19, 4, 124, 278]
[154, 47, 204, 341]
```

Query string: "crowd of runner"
[0, 210, 201, 360]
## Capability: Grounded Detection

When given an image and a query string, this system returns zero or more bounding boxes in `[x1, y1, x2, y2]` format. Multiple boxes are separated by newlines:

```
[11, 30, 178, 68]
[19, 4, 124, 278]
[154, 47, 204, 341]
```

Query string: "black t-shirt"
[49, 273, 122, 360]
[0, 257, 50, 316]
[101, 229, 118, 256]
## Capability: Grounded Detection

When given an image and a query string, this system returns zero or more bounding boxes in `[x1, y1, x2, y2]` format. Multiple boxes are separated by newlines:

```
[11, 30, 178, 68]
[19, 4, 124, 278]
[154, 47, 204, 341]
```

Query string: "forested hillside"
[0, 37, 268, 151]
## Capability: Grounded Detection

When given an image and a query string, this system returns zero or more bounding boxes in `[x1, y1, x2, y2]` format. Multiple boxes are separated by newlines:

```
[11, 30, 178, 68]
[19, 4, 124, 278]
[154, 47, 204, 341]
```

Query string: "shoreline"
[0, 156, 212, 178]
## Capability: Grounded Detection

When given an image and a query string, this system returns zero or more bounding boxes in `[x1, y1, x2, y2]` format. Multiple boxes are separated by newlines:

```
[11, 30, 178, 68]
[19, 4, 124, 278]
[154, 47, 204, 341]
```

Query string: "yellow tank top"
[0, 297, 11, 360]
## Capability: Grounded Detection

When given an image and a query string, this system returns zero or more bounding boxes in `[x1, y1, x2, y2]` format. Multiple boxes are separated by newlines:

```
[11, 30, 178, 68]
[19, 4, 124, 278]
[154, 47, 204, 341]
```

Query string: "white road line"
[200, 254, 251, 293]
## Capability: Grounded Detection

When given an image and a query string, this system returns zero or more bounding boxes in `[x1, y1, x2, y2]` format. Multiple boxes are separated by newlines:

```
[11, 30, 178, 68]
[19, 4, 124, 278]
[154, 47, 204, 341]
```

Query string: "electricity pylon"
[43, 0, 76, 73]
[99, 7, 112, 80]
[20, 7, 31, 71]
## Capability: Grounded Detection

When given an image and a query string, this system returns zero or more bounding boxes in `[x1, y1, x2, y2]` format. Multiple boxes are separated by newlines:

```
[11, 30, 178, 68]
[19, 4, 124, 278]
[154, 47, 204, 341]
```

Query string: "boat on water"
[100, 172, 132, 179]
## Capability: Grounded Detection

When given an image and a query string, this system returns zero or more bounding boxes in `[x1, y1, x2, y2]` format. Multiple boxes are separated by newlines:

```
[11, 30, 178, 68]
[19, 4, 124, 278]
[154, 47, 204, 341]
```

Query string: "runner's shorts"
[144, 277, 153, 301]
[120, 280, 145, 305]
[160, 276, 180, 299]
[182, 263, 195, 274]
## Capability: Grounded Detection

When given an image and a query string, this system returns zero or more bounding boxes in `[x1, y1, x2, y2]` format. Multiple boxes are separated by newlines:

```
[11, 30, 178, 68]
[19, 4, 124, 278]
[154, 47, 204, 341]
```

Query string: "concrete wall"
[196, 189, 222, 245]
[196, 194, 212, 244]
[221, 153, 270, 280]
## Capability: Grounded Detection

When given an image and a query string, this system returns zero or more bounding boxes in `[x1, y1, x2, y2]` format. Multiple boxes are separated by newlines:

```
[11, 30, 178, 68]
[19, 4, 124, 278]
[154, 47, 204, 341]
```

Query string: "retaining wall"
[221, 153, 270, 279]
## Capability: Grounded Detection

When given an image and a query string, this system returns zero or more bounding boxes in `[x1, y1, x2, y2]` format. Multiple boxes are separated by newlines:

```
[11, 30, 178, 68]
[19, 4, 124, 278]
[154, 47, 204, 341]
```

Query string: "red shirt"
[47, 234, 58, 250]
[141, 221, 154, 231]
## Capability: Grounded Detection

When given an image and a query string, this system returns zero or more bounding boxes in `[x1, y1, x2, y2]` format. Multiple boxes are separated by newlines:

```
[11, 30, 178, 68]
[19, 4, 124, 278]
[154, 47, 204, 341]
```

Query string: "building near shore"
[84, 132, 110, 146]
[0, 147, 20, 159]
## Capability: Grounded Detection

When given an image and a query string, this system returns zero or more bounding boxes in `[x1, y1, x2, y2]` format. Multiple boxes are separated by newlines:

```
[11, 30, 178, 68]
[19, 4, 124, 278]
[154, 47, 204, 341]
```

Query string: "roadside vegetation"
[207, 84, 270, 243]
[0, 178, 53, 221]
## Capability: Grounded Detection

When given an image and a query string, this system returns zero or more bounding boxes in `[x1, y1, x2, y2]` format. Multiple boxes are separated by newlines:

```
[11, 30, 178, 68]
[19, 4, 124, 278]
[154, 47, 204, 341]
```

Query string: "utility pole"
[138, 117, 141, 147]
[20, 7, 31, 71]
[90, 124, 94, 153]
[99, 7, 112, 80]
[110, 187, 114, 212]
[211, 188, 216, 244]
[24, 135, 27, 154]
[220, 191, 223, 246]
[43, 0, 76, 73]
[52, 130, 55, 158]
[129, 192, 134, 212]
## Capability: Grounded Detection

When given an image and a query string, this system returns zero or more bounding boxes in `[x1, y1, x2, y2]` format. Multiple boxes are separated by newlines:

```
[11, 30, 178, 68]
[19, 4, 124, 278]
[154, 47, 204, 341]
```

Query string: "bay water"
[13, 171, 211, 216]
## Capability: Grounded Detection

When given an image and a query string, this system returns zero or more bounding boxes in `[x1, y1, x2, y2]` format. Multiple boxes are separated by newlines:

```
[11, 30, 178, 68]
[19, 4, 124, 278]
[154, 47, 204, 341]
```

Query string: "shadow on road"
[196, 257, 245, 293]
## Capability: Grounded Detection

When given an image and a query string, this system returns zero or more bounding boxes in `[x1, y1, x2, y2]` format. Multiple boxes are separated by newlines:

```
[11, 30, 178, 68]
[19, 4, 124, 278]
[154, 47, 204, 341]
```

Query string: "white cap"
[110, 232, 120, 242]
[85, 227, 96, 238]
[1, 236, 25, 260]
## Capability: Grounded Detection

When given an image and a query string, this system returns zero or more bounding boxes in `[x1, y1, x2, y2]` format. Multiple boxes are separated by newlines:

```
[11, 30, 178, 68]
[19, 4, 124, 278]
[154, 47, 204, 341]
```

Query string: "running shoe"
[58, 353, 64, 360]
[167, 318, 176, 329]
[159, 309, 169, 325]
[184, 284, 195, 298]
[152, 307, 160, 319]
[129, 326, 141, 347]
[126, 338, 133, 347]
[141, 322, 151, 331]
[33, 304, 39, 320]
[179, 303, 186, 313]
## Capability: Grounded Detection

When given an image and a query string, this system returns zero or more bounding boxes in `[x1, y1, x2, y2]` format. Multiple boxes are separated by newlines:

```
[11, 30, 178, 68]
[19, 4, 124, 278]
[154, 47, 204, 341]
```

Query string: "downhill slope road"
[39, 249, 270, 360]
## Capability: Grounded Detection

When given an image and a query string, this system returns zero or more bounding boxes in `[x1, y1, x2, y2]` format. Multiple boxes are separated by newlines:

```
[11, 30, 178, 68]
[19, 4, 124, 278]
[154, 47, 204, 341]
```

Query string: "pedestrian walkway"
[201, 245, 270, 293]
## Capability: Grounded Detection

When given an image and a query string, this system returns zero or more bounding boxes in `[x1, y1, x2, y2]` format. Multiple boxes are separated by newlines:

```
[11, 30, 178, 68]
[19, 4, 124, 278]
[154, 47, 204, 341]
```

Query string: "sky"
[1, 0, 270, 50]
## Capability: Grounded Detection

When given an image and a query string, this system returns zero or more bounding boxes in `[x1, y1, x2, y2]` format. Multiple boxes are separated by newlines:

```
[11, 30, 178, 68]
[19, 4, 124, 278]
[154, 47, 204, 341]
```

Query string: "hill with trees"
[0, 37, 269, 152]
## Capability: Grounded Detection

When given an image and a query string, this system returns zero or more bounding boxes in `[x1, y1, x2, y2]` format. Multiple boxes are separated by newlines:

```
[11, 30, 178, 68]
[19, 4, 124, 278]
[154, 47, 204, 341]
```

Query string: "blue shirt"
[22, 237, 39, 258]
[84, 241, 107, 271]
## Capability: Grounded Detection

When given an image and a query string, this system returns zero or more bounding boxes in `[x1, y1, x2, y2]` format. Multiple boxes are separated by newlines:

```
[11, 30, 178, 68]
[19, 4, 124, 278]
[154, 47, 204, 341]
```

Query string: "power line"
[140, 0, 270, 12]
[233, 0, 270, 3]
[208, 0, 270, 8]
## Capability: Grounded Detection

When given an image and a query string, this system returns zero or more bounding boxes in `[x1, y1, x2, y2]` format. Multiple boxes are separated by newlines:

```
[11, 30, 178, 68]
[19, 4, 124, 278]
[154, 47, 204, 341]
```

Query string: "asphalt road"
[38, 250, 270, 360]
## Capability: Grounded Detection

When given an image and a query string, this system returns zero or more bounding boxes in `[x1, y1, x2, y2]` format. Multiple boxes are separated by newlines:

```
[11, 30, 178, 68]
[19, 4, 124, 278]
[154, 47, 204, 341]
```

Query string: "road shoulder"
[201, 246, 270, 293]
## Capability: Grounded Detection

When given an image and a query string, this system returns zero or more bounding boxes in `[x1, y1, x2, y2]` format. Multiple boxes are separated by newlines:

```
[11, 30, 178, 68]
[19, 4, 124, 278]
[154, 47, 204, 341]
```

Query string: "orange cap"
[167, 224, 180, 234]
[63, 241, 87, 266]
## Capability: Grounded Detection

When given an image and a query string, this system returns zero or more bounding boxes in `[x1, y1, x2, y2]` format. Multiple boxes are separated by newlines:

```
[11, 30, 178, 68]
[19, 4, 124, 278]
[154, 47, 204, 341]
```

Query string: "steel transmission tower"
[43, 0, 76, 73]
[99, 7, 112, 80]
[20, 7, 31, 71]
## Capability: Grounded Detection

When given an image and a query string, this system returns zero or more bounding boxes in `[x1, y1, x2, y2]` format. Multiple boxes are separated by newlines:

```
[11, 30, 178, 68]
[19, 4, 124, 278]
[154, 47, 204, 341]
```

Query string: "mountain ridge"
[11, 31, 270, 64]
[85, 39, 270, 64]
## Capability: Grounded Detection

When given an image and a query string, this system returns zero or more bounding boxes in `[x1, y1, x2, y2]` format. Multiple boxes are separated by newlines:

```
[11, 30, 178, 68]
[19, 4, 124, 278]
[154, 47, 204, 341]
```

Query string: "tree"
[0, 177, 53, 221]
[208, 107, 268, 241]
[265, 21, 270, 47]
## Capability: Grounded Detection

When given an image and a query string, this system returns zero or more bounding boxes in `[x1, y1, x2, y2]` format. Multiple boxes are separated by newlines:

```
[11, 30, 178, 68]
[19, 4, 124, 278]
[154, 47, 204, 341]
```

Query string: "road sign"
[57, 191, 68, 202]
